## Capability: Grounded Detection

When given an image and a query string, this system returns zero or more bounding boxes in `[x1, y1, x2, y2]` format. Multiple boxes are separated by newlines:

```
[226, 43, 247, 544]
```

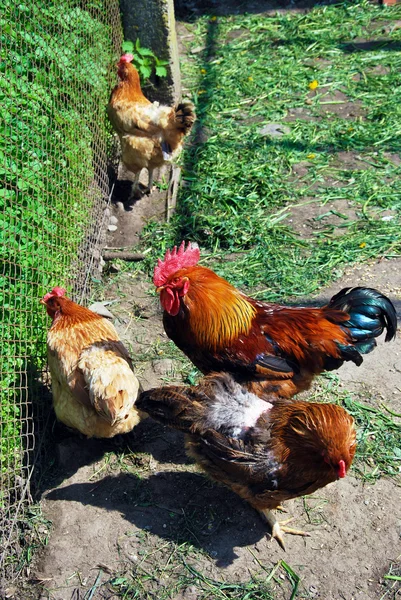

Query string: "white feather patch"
[205, 381, 272, 433]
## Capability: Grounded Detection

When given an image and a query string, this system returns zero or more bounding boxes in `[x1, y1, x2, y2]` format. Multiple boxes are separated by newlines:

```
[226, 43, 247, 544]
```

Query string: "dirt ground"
[28, 257, 401, 600]
[22, 3, 401, 599]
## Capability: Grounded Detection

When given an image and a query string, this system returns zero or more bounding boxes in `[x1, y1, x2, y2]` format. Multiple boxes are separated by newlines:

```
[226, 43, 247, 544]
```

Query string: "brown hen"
[137, 372, 356, 548]
[107, 53, 195, 196]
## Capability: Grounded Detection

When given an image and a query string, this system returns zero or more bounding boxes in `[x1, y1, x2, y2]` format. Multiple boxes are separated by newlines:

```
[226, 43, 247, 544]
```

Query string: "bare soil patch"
[313, 90, 366, 119]
[283, 107, 317, 122]
[331, 151, 370, 171]
[285, 198, 359, 238]
[30, 253, 401, 600]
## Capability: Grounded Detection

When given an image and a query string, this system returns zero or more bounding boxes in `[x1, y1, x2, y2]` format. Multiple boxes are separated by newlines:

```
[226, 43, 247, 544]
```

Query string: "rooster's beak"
[156, 286, 164, 294]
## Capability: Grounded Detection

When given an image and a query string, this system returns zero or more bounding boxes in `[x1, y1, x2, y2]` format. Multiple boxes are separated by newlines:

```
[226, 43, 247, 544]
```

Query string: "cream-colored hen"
[42, 287, 144, 438]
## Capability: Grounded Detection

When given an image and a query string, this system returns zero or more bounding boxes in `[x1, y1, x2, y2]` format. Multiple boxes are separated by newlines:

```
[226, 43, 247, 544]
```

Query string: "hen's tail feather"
[326, 287, 397, 365]
[174, 101, 196, 133]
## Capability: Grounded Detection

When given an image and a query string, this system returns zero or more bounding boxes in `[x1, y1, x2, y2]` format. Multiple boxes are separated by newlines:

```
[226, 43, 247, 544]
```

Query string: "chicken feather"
[138, 372, 356, 548]
[154, 242, 397, 399]
[42, 287, 143, 438]
[108, 53, 195, 195]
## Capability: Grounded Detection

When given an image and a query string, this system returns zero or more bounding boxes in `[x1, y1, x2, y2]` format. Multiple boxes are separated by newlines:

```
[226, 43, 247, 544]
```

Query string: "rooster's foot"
[259, 509, 310, 551]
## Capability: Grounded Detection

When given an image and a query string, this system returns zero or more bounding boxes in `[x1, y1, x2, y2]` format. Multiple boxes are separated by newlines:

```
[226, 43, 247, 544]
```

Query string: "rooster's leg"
[259, 509, 310, 551]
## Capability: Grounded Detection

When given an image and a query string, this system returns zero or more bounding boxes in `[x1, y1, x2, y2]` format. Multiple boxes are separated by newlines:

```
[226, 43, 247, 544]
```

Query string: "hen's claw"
[260, 509, 310, 551]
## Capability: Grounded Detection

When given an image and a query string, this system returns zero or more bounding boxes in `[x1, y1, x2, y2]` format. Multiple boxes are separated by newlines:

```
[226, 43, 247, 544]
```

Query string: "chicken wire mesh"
[0, 0, 122, 582]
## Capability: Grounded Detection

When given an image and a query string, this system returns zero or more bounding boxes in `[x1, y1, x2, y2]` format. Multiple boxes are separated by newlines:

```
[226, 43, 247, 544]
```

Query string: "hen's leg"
[146, 168, 154, 194]
[130, 172, 141, 199]
[259, 509, 310, 551]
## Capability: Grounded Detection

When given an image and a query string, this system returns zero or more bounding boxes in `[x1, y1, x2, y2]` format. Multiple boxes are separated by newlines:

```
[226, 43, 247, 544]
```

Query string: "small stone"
[191, 45, 205, 54]
[257, 123, 290, 137]
[152, 358, 175, 375]
[104, 208, 111, 217]
[108, 224, 118, 232]
[109, 215, 118, 225]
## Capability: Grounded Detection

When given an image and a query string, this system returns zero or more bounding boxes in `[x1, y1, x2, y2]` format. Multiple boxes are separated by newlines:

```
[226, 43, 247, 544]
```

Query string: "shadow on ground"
[45, 470, 268, 567]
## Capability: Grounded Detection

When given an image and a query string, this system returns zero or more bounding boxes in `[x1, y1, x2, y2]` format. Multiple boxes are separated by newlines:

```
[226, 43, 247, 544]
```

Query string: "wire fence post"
[119, 0, 182, 104]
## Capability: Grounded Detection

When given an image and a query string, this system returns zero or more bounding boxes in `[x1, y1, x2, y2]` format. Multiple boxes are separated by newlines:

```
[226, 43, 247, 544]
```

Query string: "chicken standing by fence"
[41, 287, 145, 438]
[107, 53, 195, 197]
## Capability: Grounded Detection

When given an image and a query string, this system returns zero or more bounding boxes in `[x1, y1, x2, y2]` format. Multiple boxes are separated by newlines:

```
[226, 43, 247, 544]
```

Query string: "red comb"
[119, 53, 134, 64]
[41, 287, 67, 303]
[153, 242, 200, 287]
[338, 459, 346, 479]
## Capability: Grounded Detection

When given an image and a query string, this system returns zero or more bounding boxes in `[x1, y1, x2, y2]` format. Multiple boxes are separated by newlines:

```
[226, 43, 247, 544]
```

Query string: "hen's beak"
[39, 298, 46, 304]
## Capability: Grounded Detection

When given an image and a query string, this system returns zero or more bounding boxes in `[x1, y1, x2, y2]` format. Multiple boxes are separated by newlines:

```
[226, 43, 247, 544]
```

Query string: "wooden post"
[119, 0, 181, 104]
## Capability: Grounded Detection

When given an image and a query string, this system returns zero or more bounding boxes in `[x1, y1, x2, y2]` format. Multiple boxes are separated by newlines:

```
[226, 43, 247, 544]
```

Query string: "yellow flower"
[359, 242, 366, 248]
[307, 153, 316, 159]
[200, 68, 206, 74]
[198, 89, 206, 95]
[210, 16, 217, 21]
[308, 80, 319, 90]
[248, 76, 253, 81]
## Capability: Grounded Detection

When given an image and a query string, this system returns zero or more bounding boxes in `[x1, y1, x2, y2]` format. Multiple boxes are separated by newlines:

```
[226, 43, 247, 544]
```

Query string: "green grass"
[0, 0, 118, 573]
[133, 0, 401, 300]
[107, 543, 298, 600]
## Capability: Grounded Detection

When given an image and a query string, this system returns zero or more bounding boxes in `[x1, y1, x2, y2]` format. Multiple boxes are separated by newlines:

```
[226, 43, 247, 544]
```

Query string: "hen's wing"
[137, 384, 206, 431]
[108, 100, 174, 137]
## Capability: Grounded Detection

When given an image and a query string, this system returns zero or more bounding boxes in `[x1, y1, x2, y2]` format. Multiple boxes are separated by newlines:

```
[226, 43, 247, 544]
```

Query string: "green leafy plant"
[0, 0, 117, 574]
[122, 38, 169, 80]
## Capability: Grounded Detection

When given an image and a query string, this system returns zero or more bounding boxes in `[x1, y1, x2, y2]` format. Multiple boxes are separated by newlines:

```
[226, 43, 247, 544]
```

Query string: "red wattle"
[161, 287, 181, 316]
[338, 459, 346, 478]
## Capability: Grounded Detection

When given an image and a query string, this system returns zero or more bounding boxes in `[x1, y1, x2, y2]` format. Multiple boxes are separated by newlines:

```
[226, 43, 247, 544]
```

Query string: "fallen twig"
[102, 251, 145, 262]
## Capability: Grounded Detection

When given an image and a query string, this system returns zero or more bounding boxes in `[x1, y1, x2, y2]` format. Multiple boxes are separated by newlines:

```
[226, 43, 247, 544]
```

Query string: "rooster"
[153, 242, 397, 399]
[107, 53, 195, 196]
[137, 372, 356, 549]
[41, 287, 144, 438]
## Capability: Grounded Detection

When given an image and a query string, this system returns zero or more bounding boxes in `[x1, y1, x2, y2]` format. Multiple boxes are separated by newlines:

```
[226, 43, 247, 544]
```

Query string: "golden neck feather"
[182, 267, 256, 350]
